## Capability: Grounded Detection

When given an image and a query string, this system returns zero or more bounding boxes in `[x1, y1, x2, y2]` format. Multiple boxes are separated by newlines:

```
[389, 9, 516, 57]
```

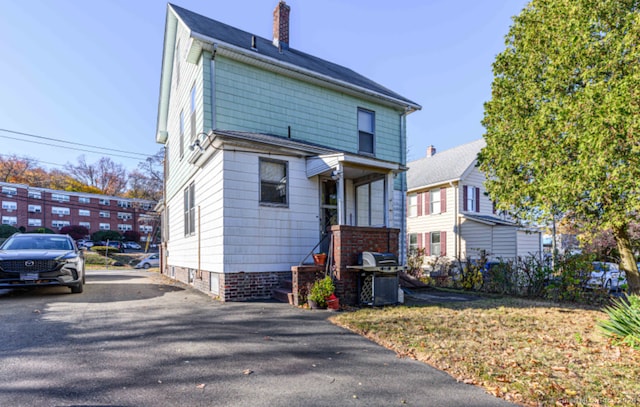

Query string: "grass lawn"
[331, 296, 640, 406]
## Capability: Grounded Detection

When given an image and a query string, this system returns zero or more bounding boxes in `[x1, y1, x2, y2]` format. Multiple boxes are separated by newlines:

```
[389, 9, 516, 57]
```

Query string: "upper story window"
[79, 209, 90, 217]
[357, 108, 375, 155]
[464, 185, 480, 213]
[117, 200, 132, 208]
[99, 211, 110, 218]
[259, 158, 288, 206]
[190, 84, 197, 141]
[79, 196, 91, 204]
[175, 40, 181, 86]
[99, 198, 110, 206]
[2, 187, 17, 196]
[117, 212, 132, 220]
[52, 207, 70, 216]
[408, 194, 417, 217]
[79, 222, 91, 229]
[51, 193, 70, 202]
[28, 191, 41, 199]
[28, 218, 42, 227]
[52, 220, 70, 229]
[99, 223, 110, 231]
[2, 201, 17, 211]
[28, 204, 42, 213]
[118, 224, 133, 232]
[430, 189, 441, 214]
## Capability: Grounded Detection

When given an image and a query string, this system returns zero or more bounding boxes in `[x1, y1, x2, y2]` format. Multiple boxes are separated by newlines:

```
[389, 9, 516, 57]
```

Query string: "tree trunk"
[613, 224, 639, 294]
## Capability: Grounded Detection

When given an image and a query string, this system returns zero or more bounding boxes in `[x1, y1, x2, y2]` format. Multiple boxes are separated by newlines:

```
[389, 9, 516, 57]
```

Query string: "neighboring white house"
[155, 2, 420, 301]
[406, 139, 542, 264]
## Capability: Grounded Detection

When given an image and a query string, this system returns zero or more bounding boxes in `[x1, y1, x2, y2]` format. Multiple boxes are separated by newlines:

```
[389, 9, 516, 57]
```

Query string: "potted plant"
[313, 252, 327, 266]
[307, 275, 335, 309]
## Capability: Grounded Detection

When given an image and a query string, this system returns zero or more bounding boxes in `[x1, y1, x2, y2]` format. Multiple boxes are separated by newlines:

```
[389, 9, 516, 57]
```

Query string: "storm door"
[319, 178, 338, 253]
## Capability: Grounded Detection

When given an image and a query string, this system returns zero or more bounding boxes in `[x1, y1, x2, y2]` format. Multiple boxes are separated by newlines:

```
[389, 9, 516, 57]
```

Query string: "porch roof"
[306, 153, 406, 179]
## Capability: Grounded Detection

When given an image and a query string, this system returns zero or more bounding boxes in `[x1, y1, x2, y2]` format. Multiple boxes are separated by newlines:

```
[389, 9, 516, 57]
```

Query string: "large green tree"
[479, 0, 640, 293]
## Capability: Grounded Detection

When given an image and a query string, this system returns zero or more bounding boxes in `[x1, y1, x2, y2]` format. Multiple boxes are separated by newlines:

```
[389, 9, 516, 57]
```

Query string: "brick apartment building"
[0, 182, 157, 242]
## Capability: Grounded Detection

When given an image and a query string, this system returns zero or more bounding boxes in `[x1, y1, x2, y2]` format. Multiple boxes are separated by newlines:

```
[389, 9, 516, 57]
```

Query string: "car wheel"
[604, 279, 612, 291]
[71, 282, 83, 294]
[143, 263, 150, 269]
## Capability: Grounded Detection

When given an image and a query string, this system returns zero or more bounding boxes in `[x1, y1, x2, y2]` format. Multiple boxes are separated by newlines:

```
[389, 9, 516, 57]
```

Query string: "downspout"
[210, 44, 217, 132]
[399, 107, 410, 264]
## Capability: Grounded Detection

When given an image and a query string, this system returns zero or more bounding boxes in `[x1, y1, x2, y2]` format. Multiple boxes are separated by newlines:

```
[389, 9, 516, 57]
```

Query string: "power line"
[0, 128, 155, 159]
[0, 133, 145, 161]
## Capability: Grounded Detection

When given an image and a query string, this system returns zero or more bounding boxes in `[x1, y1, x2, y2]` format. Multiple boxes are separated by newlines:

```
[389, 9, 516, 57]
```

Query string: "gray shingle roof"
[169, 3, 419, 107]
[407, 138, 486, 190]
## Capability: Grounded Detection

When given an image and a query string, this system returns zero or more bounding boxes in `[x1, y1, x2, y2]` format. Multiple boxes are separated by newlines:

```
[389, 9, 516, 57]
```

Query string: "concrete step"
[271, 287, 291, 304]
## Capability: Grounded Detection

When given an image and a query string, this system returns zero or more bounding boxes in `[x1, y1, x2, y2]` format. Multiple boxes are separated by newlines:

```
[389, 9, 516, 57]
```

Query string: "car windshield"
[2, 236, 73, 251]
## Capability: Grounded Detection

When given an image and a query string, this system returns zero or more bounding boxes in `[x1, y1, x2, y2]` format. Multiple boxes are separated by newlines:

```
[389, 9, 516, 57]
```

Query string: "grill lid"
[360, 252, 399, 268]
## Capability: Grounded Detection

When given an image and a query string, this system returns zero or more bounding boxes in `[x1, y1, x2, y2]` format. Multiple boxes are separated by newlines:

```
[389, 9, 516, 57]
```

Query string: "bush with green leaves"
[599, 294, 640, 350]
[0, 224, 18, 238]
[308, 276, 335, 308]
[91, 245, 121, 255]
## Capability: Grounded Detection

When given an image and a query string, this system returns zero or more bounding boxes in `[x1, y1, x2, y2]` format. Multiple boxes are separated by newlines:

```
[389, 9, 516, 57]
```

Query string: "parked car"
[135, 253, 160, 269]
[586, 262, 626, 291]
[77, 240, 94, 249]
[105, 241, 125, 252]
[124, 242, 141, 250]
[0, 233, 85, 293]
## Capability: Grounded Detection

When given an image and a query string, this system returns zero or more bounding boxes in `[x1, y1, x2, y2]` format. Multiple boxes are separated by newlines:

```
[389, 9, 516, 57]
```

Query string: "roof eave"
[155, 6, 179, 144]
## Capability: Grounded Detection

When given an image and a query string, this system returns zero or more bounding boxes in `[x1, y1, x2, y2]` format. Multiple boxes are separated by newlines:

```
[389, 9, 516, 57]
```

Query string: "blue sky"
[0, 0, 529, 172]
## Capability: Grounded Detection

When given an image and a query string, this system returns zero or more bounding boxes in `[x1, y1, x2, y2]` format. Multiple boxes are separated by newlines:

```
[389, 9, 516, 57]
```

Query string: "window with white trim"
[117, 212, 132, 220]
[2, 201, 17, 211]
[408, 194, 417, 217]
[2, 216, 17, 225]
[259, 158, 288, 206]
[430, 189, 441, 214]
[78, 196, 90, 204]
[51, 193, 70, 202]
[28, 218, 42, 227]
[28, 204, 42, 213]
[79, 222, 91, 230]
[464, 185, 480, 213]
[28, 191, 41, 199]
[99, 223, 110, 230]
[117, 200, 132, 208]
[52, 207, 70, 216]
[431, 232, 442, 257]
[118, 224, 133, 232]
[52, 220, 70, 229]
[99, 211, 110, 218]
[99, 198, 110, 206]
[408, 233, 418, 256]
[184, 182, 195, 236]
[2, 187, 17, 196]
[140, 225, 153, 233]
[79, 209, 90, 217]
[357, 108, 375, 155]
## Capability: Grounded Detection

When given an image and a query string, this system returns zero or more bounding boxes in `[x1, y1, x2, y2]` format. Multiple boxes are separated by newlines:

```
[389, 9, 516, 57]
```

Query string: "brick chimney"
[426, 145, 436, 157]
[273, 1, 290, 50]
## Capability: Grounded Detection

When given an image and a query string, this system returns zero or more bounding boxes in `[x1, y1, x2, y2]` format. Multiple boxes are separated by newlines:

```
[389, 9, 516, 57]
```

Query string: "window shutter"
[475, 187, 480, 213]
[424, 192, 430, 215]
[440, 231, 447, 256]
[462, 186, 468, 211]
[440, 188, 447, 213]
[425, 233, 431, 256]
[492, 201, 496, 214]
[417, 193, 423, 217]
[417, 233, 423, 249]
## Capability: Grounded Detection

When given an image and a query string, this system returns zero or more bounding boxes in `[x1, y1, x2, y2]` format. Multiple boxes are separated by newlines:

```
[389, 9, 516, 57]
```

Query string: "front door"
[319, 178, 338, 253]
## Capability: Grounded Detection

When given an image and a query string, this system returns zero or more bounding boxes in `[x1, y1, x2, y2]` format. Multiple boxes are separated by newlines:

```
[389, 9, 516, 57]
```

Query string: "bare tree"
[65, 156, 128, 196]
[126, 149, 163, 201]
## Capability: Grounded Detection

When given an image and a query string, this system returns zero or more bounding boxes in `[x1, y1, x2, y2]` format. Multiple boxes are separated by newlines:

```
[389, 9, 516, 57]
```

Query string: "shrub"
[91, 245, 121, 254]
[598, 294, 640, 349]
[0, 224, 18, 238]
[308, 276, 335, 308]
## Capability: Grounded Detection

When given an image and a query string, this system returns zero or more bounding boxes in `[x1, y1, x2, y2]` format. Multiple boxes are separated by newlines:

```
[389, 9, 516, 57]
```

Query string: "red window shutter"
[425, 233, 431, 256]
[424, 192, 431, 215]
[417, 233, 423, 249]
[475, 187, 480, 213]
[440, 188, 447, 213]
[462, 186, 468, 211]
[440, 231, 447, 256]
[417, 193, 423, 217]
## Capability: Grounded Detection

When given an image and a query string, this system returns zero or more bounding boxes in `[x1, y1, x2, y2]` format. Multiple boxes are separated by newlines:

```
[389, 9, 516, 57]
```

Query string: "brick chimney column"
[273, 1, 290, 49]
[426, 145, 436, 157]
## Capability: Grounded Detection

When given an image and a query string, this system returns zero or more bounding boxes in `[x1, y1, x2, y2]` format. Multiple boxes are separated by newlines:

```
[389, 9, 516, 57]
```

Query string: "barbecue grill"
[350, 251, 403, 306]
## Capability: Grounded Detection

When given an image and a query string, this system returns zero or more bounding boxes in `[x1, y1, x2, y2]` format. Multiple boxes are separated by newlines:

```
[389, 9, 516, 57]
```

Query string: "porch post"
[386, 172, 394, 227]
[336, 163, 345, 225]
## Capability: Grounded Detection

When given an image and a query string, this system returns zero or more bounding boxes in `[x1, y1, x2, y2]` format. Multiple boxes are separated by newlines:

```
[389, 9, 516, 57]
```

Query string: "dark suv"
[0, 233, 85, 293]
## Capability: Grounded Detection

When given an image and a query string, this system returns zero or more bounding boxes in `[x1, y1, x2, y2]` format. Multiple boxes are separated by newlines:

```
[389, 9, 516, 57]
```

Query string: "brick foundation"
[162, 266, 289, 302]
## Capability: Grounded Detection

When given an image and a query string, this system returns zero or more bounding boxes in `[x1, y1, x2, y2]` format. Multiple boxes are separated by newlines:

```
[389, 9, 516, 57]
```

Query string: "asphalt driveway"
[0, 269, 514, 406]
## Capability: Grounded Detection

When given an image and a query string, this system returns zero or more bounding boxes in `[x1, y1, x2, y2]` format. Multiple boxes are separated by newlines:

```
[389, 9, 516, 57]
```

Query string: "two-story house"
[155, 2, 420, 301]
[406, 139, 541, 266]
